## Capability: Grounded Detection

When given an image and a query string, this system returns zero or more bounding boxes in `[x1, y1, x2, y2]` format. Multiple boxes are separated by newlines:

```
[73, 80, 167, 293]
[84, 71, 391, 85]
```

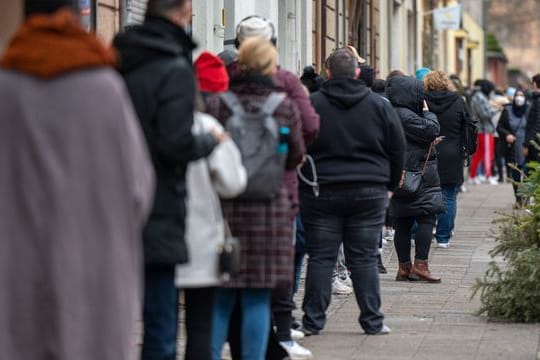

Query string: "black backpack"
[461, 104, 478, 166]
[220, 92, 287, 201]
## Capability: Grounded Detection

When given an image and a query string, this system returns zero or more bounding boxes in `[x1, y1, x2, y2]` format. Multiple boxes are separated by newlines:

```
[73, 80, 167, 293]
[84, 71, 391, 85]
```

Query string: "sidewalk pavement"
[294, 183, 540, 360]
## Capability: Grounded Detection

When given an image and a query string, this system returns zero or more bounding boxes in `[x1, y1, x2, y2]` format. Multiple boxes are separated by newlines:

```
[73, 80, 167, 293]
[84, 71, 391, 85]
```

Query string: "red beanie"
[195, 51, 229, 93]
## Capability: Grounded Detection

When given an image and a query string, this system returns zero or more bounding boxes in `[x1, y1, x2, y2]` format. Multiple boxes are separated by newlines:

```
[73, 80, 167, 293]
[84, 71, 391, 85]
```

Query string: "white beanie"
[236, 16, 274, 46]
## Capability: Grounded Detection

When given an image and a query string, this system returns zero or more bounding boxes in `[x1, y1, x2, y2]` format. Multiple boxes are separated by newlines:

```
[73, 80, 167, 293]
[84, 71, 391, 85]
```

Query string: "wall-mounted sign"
[433, 4, 462, 31]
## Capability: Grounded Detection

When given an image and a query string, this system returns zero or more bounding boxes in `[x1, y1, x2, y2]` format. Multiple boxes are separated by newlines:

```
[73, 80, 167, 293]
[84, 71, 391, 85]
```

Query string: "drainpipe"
[482, 0, 488, 78]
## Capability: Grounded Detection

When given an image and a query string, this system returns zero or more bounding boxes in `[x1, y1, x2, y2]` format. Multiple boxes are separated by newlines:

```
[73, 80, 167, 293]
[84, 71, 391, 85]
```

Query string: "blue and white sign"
[433, 4, 462, 31]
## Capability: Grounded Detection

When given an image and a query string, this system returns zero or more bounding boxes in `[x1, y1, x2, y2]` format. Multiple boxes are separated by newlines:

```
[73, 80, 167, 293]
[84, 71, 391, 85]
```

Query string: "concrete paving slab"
[297, 184, 540, 360]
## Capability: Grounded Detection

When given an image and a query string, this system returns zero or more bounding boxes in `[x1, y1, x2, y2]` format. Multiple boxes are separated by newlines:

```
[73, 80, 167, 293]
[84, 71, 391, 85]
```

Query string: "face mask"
[515, 96, 526, 107]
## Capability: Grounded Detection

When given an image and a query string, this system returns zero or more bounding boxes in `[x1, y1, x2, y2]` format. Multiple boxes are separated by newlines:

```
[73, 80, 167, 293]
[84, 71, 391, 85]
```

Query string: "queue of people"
[2, 1, 540, 360]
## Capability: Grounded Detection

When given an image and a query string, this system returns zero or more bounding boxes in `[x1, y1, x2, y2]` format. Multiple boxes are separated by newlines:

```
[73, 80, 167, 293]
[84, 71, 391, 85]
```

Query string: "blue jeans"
[436, 185, 459, 244]
[300, 186, 387, 334]
[141, 266, 179, 360]
[212, 288, 272, 360]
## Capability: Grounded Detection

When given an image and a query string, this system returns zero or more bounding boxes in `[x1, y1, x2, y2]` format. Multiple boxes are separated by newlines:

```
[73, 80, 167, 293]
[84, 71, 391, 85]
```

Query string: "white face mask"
[515, 95, 526, 107]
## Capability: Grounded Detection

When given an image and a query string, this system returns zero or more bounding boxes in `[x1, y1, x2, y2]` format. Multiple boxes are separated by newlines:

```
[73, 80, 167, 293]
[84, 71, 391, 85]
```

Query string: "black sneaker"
[301, 327, 319, 336]
[291, 318, 303, 331]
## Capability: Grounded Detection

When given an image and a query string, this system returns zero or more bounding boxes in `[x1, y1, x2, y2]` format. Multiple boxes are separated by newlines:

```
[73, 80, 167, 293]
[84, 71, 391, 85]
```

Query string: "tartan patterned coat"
[205, 75, 305, 288]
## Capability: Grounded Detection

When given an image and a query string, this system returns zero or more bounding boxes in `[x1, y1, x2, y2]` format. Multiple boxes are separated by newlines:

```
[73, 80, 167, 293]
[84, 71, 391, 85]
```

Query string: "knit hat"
[415, 67, 431, 81]
[25, 0, 77, 17]
[235, 16, 275, 47]
[194, 51, 229, 93]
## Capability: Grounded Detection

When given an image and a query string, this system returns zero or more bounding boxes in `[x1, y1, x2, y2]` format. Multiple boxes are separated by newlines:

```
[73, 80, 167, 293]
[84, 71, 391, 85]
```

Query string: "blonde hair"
[424, 70, 454, 92]
[237, 37, 278, 76]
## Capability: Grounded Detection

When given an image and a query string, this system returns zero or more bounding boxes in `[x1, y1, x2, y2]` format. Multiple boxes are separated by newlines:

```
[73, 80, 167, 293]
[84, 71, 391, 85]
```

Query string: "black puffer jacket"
[114, 16, 217, 266]
[386, 76, 445, 218]
[426, 90, 469, 185]
[525, 92, 540, 161]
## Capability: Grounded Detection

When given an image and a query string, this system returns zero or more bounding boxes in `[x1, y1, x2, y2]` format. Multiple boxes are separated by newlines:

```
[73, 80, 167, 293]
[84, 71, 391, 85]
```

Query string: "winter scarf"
[1, 8, 116, 78]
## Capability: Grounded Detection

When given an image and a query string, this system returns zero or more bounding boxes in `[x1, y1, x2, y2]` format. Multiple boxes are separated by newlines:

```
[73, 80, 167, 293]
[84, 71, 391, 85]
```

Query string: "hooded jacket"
[387, 76, 445, 218]
[525, 92, 540, 161]
[114, 16, 217, 266]
[303, 77, 406, 190]
[425, 90, 469, 185]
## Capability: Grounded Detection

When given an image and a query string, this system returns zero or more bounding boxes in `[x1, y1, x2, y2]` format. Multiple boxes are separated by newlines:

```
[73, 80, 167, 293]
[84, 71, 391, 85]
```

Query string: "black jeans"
[394, 215, 436, 263]
[184, 287, 216, 360]
[300, 185, 387, 334]
[142, 266, 179, 360]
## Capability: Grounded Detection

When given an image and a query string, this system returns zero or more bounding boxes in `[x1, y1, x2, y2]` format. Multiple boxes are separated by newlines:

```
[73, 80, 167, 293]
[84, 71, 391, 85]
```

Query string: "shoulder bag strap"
[421, 142, 435, 175]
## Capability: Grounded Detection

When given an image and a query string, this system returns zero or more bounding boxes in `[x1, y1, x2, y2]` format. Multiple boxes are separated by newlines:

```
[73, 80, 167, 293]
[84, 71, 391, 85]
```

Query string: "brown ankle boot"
[412, 260, 441, 283]
[395, 262, 417, 281]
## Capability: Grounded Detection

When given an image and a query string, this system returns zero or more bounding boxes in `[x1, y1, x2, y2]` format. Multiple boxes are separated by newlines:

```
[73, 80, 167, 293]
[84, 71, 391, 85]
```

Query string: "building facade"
[1, 0, 486, 83]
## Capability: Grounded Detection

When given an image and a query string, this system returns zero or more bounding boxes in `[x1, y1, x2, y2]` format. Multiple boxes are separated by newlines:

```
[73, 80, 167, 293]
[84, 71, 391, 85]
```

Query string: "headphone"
[234, 15, 277, 49]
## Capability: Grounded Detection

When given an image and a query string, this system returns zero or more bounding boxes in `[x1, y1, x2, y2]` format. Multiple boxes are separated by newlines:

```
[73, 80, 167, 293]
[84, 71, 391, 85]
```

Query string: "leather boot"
[395, 261, 417, 281]
[412, 260, 441, 283]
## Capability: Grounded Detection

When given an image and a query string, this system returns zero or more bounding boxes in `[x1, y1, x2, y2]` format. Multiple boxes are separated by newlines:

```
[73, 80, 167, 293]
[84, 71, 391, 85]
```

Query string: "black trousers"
[300, 186, 387, 334]
[184, 287, 216, 360]
[394, 215, 436, 263]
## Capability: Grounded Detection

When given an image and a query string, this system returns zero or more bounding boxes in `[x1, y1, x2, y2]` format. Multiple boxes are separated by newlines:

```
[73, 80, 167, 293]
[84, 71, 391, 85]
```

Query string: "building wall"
[193, 0, 312, 75]
[378, 0, 421, 77]
[431, 1, 485, 87]
[487, 56, 508, 90]
[0, 0, 22, 51]
[489, 0, 540, 78]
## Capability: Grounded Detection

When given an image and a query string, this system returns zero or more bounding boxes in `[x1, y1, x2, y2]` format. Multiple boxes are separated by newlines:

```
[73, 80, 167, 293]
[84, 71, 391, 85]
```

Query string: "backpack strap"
[220, 92, 245, 116]
[261, 93, 286, 116]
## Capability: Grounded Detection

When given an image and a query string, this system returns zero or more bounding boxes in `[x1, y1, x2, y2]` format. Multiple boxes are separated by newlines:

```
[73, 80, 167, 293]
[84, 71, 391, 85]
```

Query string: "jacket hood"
[113, 16, 196, 74]
[320, 78, 371, 109]
[425, 90, 460, 114]
[387, 76, 424, 115]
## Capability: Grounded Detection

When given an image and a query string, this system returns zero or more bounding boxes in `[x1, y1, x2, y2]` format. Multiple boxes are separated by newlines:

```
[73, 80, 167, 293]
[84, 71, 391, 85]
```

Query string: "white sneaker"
[437, 242, 450, 249]
[332, 278, 353, 295]
[279, 341, 313, 359]
[291, 328, 305, 340]
[339, 273, 353, 288]
[477, 175, 487, 182]
[383, 228, 395, 241]
[488, 177, 499, 185]
[473, 177, 484, 185]
[367, 324, 392, 335]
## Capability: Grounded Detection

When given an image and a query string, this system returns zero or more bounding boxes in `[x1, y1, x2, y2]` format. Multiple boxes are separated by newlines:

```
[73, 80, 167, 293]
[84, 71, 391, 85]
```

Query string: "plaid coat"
[205, 75, 305, 288]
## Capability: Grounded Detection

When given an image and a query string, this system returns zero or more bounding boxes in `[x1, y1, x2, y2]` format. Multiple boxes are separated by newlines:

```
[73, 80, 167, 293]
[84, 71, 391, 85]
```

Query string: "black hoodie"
[303, 77, 406, 190]
[426, 90, 469, 185]
[113, 16, 216, 266]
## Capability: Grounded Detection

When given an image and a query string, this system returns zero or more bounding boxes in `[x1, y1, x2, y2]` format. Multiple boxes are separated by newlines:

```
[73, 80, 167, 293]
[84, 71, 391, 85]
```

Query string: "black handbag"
[398, 142, 434, 194]
[217, 222, 241, 282]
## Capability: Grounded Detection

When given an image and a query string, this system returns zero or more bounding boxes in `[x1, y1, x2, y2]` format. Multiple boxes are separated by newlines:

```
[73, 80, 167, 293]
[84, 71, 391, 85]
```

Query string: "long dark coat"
[205, 75, 305, 288]
[386, 76, 445, 218]
[114, 16, 217, 265]
[425, 90, 469, 185]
